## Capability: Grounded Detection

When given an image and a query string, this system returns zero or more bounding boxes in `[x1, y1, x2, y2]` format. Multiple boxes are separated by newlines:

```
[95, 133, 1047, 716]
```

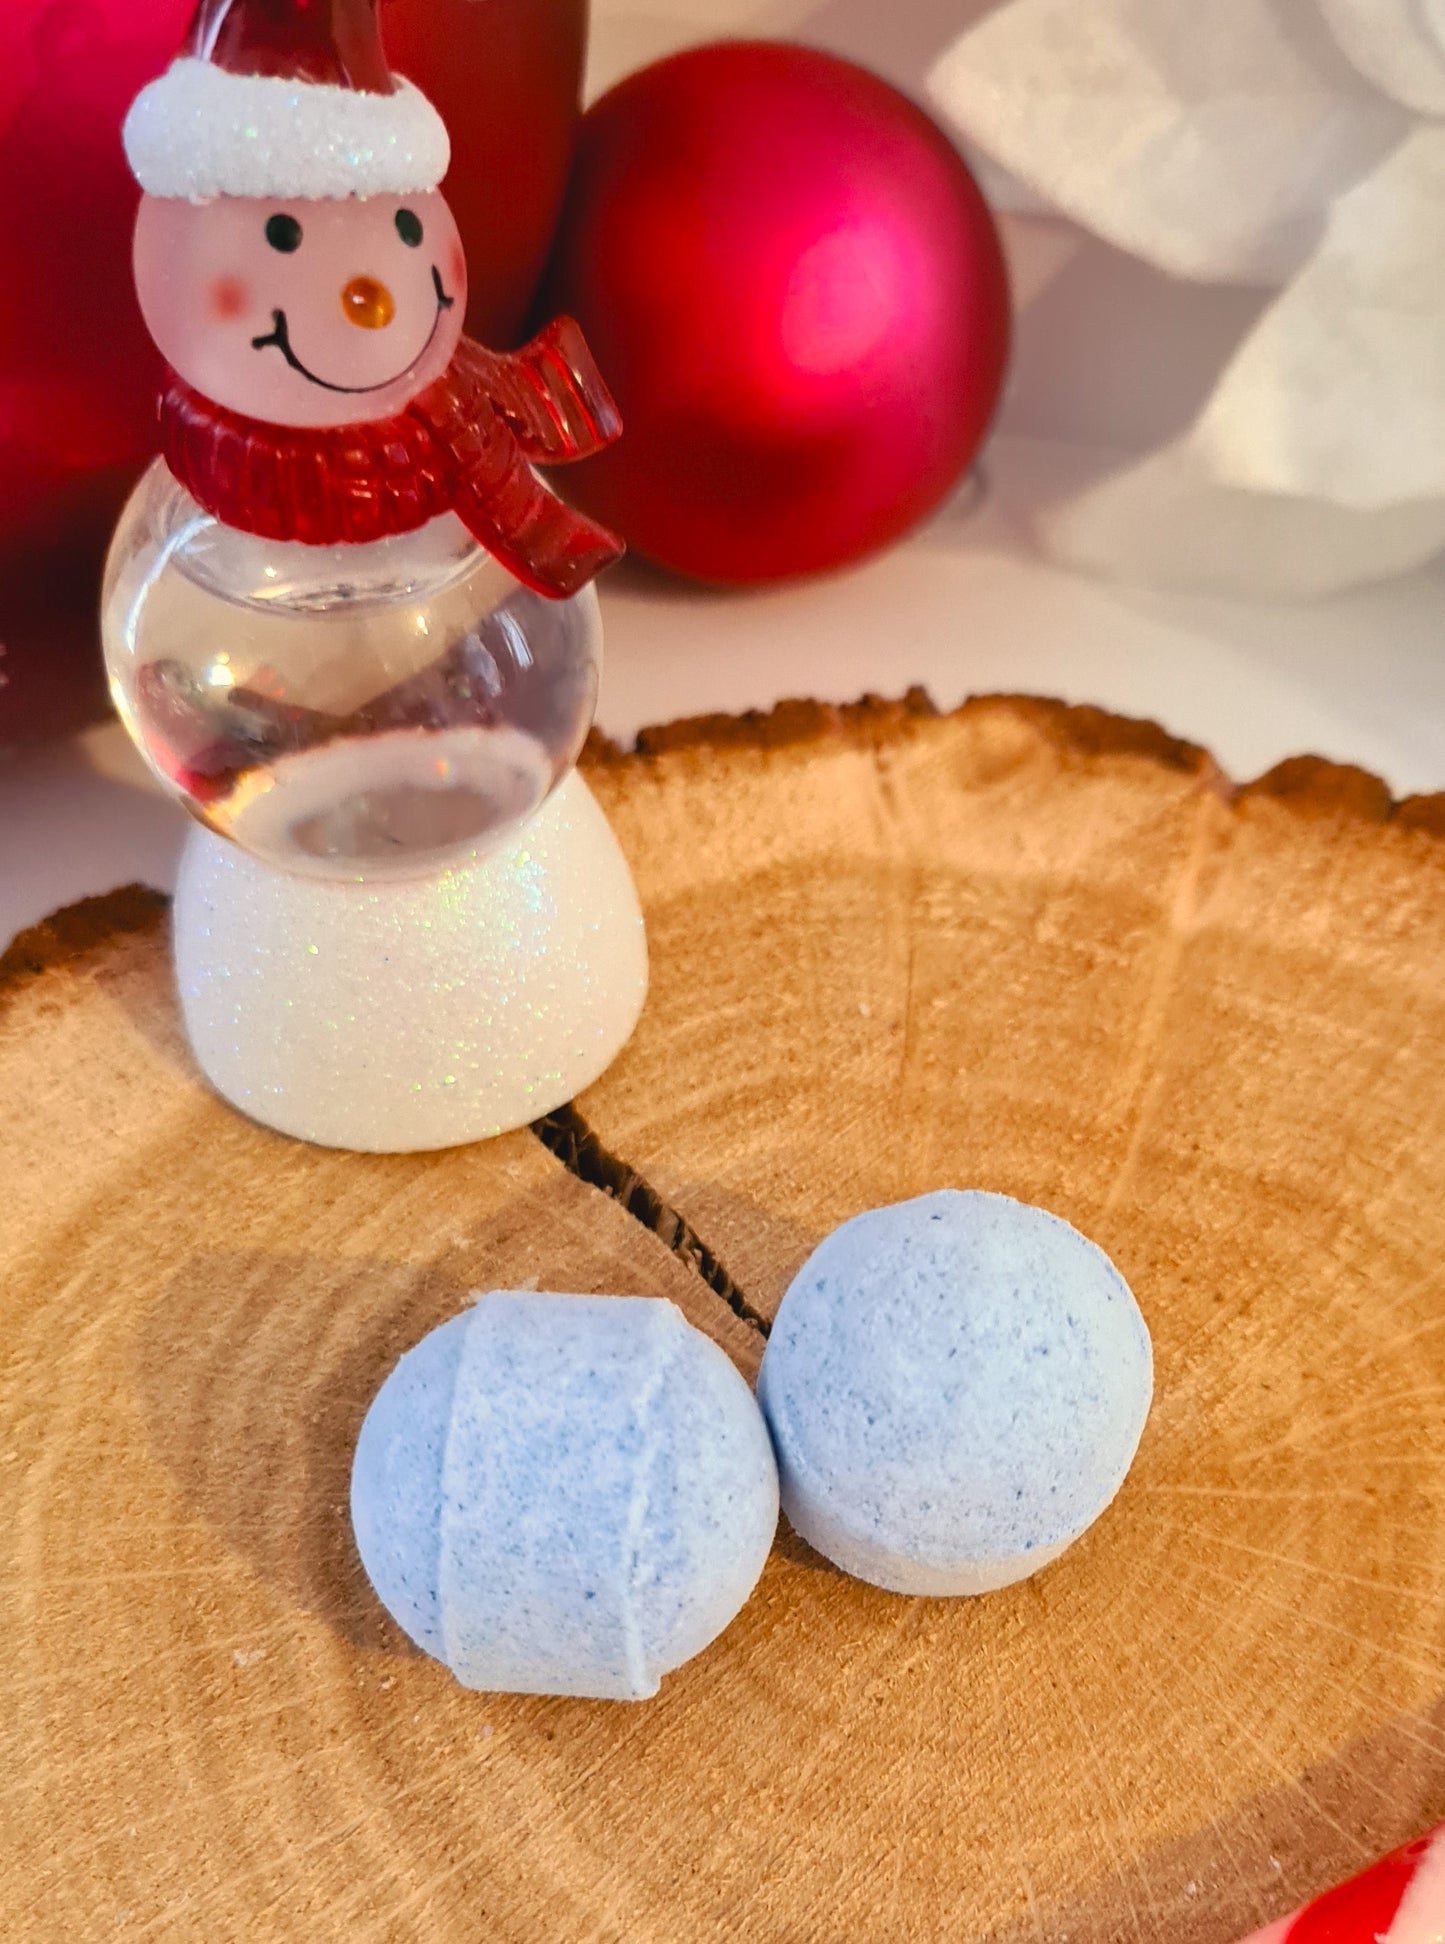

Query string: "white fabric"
[927, 0, 1404, 288]
[1193, 126, 1445, 510]
[927, 0, 1445, 595]
[1038, 441, 1445, 599]
[1317, 0, 1445, 116]
[124, 58, 450, 201]
[1041, 124, 1445, 593]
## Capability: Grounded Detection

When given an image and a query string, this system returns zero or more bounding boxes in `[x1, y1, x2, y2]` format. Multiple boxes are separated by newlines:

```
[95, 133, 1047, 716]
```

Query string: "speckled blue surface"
[757, 1191, 1153, 1596]
[351, 1293, 779, 1699]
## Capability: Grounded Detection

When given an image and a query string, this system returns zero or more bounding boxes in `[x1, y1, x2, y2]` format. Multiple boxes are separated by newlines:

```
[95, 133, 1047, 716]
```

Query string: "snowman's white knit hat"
[123, 0, 450, 203]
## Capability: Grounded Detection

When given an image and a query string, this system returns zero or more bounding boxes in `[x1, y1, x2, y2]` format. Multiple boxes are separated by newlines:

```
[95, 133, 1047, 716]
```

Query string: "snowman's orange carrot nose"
[341, 276, 396, 329]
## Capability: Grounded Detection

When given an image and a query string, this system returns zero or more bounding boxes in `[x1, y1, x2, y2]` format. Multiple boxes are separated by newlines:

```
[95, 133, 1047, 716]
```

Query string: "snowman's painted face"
[134, 191, 467, 428]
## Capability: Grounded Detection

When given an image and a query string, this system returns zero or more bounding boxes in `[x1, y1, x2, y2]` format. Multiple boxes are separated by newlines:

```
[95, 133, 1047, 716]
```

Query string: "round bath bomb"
[757, 1191, 1153, 1596]
[352, 1293, 778, 1699]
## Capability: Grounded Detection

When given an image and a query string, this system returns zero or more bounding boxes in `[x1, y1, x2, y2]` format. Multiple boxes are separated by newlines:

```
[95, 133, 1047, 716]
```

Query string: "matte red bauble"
[538, 42, 1012, 586]
[0, 0, 194, 743]
[0, 0, 587, 745]
[379, 0, 587, 349]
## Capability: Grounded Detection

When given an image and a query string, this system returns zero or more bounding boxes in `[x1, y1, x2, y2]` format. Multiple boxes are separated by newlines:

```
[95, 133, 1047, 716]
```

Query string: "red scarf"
[158, 319, 624, 599]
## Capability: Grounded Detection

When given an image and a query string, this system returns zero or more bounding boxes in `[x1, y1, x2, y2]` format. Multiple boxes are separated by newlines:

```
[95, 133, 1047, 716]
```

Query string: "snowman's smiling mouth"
[251, 268, 455, 394]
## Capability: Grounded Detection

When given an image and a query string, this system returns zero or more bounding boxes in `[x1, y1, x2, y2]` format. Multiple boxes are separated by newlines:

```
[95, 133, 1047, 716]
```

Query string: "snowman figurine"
[103, 0, 647, 1153]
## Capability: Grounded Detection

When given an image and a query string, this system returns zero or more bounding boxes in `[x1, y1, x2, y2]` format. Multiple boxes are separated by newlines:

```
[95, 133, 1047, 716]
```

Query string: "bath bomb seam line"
[423, 1310, 465, 1656]
[435, 1298, 485, 1676]
[618, 1304, 689, 1698]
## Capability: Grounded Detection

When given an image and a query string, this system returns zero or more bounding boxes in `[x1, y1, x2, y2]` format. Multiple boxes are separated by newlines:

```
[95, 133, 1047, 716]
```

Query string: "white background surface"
[2, 0, 1442, 952]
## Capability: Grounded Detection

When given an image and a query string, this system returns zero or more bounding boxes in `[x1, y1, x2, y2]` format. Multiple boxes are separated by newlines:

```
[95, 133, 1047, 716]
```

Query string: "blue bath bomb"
[757, 1191, 1153, 1596]
[352, 1293, 779, 1699]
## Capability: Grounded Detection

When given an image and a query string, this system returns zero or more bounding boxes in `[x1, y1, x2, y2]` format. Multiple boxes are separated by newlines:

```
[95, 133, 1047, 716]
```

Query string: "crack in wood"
[0, 891, 765, 1347]
[530, 1103, 771, 1341]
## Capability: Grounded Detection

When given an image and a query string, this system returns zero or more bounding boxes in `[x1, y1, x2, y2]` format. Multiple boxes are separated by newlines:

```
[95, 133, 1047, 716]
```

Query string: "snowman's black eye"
[395, 209, 424, 248]
[265, 213, 303, 253]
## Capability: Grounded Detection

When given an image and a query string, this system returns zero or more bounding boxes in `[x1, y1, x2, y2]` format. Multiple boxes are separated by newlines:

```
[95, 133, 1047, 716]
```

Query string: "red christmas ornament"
[1234, 1824, 1442, 1941]
[538, 41, 1011, 586]
[0, 0, 587, 745]
[0, 0, 193, 743]
[380, 0, 588, 350]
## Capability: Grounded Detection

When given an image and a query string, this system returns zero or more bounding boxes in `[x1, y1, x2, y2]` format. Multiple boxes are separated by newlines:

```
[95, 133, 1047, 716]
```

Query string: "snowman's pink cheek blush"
[210, 278, 249, 321]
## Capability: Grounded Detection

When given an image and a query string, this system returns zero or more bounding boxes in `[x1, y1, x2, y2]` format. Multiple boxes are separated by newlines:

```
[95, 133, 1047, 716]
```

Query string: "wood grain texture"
[0, 895, 758, 1941]
[2, 694, 1443, 1941]
[579, 693, 1445, 1943]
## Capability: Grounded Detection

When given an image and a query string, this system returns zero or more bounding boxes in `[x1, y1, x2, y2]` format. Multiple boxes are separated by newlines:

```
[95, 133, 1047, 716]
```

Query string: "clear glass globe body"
[102, 461, 602, 883]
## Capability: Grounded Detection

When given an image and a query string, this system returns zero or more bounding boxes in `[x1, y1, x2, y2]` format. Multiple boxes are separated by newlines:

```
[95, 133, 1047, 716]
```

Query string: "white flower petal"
[927, 0, 1404, 285]
[1194, 126, 1445, 508]
[1316, 0, 1445, 116]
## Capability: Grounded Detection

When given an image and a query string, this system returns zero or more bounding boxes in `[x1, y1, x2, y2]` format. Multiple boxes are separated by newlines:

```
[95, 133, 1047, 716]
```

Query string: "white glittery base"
[173, 772, 648, 1152]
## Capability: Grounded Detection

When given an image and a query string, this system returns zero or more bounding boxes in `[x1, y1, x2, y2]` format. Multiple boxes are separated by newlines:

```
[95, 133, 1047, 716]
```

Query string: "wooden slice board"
[3, 693, 1444, 1942]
